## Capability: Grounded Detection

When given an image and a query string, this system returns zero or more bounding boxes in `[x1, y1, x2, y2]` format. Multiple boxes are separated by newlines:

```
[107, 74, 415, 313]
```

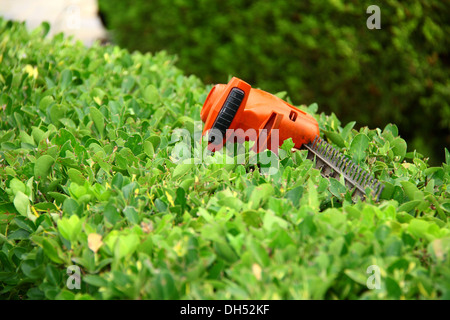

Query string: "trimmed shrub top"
[0, 19, 449, 300]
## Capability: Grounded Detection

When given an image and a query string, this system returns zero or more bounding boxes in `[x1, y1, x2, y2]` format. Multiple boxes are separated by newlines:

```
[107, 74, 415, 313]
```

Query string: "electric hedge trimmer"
[200, 77, 384, 201]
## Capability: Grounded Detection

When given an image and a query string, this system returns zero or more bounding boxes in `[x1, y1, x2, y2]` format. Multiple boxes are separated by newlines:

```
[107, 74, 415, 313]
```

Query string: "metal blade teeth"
[311, 136, 318, 148]
[313, 136, 319, 148]
[341, 157, 348, 170]
[347, 164, 355, 176]
[376, 183, 384, 201]
[305, 135, 384, 201]
[368, 177, 374, 189]
[352, 167, 361, 181]
[335, 154, 344, 168]
[319, 141, 327, 155]
[331, 149, 339, 164]
[326, 145, 333, 157]
[357, 171, 367, 185]
[339, 158, 346, 171]
[362, 173, 370, 187]
[322, 143, 329, 156]
[371, 179, 378, 190]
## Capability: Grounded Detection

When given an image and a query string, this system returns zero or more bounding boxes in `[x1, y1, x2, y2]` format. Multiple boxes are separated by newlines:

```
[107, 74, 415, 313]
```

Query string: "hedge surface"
[99, 0, 450, 165]
[0, 19, 449, 300]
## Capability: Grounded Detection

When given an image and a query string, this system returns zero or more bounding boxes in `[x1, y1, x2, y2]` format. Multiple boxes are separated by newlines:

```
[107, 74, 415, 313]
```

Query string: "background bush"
[1, 19, 450, 300]
[99, 0, 450, 164]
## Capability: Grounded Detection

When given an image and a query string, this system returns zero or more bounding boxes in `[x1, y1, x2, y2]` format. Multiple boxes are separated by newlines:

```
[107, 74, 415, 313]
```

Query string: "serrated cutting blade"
[303, 136, 384, 201]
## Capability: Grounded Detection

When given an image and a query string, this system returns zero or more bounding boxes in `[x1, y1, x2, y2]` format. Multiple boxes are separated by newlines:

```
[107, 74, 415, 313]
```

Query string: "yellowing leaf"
[94, 96, 102, 105]
[24, 64, 38, 79]
[252, 263, 262, 280]
[31, 206, 39, 218]
[166, 191, 175, 206]
[173, 240, 186, 257]
[88, 233, 103, 253]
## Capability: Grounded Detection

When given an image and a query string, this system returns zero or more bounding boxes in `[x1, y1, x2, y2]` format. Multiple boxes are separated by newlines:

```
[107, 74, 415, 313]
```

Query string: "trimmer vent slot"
[289, 111, 297, 122]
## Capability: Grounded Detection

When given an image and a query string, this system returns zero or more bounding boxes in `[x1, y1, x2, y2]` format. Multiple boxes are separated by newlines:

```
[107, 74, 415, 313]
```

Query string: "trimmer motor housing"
[201, 77, 319, 152]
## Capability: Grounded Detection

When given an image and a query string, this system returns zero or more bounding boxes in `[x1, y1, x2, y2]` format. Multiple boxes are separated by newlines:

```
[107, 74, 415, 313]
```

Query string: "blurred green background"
[98, 0, 449, 164]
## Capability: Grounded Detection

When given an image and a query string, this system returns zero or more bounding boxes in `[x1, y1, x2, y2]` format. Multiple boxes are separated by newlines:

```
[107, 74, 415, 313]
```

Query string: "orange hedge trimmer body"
[201, 77, 319, 152]
[200, 77, 384, 201]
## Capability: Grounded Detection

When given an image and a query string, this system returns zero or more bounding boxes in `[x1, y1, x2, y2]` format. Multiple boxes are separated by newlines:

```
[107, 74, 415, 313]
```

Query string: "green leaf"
[304, 179, 320, 211]
[285, 186, 303, 207]
[67, 168, 87, 185]
[90, 107, 105, 137]
[324, 131, 345, 148]
[123, 206, 139, 224]
[307, 103, 318, 114]
[248, 240, 270, 267]
[57, 215, 82, 243]
[143, 84, 160, 103]
[329, 178, 347, 199]
[398, 200, 421, 213]
[60, 69, 73, 91]
[384, 123, 398, 137]
[298, 215, 317, 236]
[19, 130, 35, 146]
[84, 275, 108, 287]
[8, 228, 30, 240]
[13, 191, 29, 216]
[63, 198, 81, 216]
[39, 95, 55, 111]
[400, 181, 423, 201]
[104, 201, 120, 224]
[344, 269, 367, 286]
[214, 241, 238, 264]
[10, 178, 26, 196]
[242, 210, 263, 228]
[391, 137, 407, 160]
[263, 211, 288, 231]
[408, 219, 430, 239]
[350, 133, 369, 163]
[14, 217, 35, 233]
[249, 183, 274, 209]
[32, 127, 46, 143]
[42, 238, 65, 264]
[46, 265, 62, 286]
[34, 155, 55, 180]
[49, 104, 66, 125]
[40, 21, 50, 37]
[143, 140, 154, 157]
[172, 163, 194, 179]
[386, 277, 401, 299]
[115, 233, 140, 259]
[281, 138, 295, 152]
[48, 192, 69, 204]
[147, 135, 161, 149]
[341, 121, 356, 140]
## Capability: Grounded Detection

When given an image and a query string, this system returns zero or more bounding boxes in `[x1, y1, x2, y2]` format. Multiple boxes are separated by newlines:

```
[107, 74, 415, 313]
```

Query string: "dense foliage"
[99, 0, 450, 164]
[0, 19, 449, 300]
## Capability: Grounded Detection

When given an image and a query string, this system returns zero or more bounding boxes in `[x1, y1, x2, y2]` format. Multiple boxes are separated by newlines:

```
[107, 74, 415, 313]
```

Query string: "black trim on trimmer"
[209, 88, 245, 144]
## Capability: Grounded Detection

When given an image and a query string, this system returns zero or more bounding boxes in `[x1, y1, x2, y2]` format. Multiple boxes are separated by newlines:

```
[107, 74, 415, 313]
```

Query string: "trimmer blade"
[303, 136, 384, 201]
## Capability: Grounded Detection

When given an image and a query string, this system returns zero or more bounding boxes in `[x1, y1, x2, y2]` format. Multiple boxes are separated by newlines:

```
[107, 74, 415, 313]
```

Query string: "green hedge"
[0, 19, 450, 300]
[99, 0, 450, 164]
